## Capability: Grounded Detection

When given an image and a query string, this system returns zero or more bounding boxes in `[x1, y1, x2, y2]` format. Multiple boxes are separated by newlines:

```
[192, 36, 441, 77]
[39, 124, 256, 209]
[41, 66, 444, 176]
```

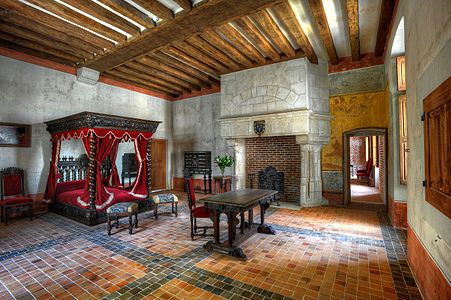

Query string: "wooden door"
[423, 76, 450, 218]
[151, 139, 167, 190]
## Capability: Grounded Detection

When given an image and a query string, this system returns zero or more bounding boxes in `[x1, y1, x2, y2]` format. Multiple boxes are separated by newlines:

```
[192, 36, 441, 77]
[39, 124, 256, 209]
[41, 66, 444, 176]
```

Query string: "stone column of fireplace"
[298, 142, 327, 207]
[227, 139, 246, 190]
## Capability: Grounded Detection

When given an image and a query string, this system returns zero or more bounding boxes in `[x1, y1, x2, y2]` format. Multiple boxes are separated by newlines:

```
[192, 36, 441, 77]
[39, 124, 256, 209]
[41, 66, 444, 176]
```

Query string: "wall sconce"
[254, 120, 265, 137]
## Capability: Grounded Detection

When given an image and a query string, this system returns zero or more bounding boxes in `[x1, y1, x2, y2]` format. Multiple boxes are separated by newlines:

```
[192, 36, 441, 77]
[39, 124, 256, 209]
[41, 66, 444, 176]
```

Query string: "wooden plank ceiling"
[0, 0, 396, 98]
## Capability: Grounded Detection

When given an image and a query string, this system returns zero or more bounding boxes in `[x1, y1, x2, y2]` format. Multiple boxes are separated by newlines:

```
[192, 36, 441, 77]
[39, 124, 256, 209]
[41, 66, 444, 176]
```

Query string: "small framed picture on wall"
[0, 123, 31, 147]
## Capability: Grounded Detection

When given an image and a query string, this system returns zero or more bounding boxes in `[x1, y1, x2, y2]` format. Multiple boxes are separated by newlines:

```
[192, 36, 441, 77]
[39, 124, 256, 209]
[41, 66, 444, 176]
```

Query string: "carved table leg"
[257, 203, 276, 235]
[227, 212, 234, 247]
[248, 209, 253, 230]
[214, 210, 220, 244]
[240, 212, 245, 234]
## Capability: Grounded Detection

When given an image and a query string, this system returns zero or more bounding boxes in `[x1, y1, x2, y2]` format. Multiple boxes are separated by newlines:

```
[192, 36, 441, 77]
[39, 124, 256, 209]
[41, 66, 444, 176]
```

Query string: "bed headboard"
[58, 155, 111, 182]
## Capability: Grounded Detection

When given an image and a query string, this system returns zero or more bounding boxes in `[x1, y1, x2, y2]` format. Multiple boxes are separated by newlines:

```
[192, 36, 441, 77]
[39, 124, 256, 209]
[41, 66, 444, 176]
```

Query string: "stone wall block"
[290, 82, 306, 95]
[276, 87, 290, 100]
[240, 89, 251, 101]
[267, 85, 278, 97]
[285, 91, 299, 105]
[256, 86, 267, 96]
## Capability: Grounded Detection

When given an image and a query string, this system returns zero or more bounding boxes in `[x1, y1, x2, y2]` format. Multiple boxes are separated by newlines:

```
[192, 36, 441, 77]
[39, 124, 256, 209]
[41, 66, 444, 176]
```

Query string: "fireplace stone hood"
[219, 58, 331, 208]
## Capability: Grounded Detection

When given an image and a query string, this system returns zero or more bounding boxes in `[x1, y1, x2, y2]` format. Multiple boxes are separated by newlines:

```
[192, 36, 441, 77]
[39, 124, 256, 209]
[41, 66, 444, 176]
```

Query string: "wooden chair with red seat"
[0, 167, 33, 225]
[184, 172, 213, 240]
[356, 159, 373, 184]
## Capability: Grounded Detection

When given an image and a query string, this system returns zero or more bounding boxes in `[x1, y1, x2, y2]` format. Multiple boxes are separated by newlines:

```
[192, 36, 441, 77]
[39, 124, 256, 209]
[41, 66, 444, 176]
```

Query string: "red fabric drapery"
[108, 142, 121, 187]
[79, 133, 117, 208]
[51, 128, 153, 142]
[129, 136, 149, 198]
[44, 138, 61, 200]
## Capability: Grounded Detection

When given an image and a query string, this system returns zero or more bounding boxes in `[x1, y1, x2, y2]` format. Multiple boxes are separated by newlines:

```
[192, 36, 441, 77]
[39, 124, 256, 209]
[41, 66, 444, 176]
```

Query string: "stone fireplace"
[219, 58, 331, 207]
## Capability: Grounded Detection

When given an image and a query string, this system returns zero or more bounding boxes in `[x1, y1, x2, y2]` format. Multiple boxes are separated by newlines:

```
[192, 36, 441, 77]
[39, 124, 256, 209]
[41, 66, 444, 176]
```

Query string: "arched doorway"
[343, 128, 387, 206]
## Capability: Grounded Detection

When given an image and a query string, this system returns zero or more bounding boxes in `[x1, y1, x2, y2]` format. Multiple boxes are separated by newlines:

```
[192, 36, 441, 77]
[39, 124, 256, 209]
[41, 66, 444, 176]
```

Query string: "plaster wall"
[0, 56, 172, 195]
[171, 93, 229, 178]
[403, 0, 451, 281]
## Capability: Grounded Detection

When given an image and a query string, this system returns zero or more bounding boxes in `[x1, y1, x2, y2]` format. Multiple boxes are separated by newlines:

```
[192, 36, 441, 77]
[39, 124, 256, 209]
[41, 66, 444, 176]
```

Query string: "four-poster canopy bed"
[44, 112, 161, 225]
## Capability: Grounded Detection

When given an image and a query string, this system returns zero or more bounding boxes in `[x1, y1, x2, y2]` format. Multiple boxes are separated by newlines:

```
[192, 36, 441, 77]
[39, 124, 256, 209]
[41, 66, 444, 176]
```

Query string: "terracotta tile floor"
[0, 191, 422, 299]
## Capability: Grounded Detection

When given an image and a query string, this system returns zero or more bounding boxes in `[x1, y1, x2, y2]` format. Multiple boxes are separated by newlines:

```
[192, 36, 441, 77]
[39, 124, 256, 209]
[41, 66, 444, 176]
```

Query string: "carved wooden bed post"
[88, 133, 97, 214]
[147, 139, 152, 196]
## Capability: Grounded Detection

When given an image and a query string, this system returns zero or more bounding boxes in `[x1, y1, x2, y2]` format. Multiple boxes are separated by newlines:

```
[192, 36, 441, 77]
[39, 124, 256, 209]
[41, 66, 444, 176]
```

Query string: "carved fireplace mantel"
[220, 109, 331, 208]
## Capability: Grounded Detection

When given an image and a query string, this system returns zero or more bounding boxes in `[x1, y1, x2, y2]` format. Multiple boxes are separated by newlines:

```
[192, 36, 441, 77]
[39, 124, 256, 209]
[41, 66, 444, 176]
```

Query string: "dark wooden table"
[199, 189, 278, 260]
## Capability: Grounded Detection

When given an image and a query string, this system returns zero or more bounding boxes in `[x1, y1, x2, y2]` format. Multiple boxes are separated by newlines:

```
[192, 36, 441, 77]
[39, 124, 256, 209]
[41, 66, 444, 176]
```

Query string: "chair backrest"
[0, 167, 25, 199]
[366, 159, 373, 176]
[184, 170, 196, 210]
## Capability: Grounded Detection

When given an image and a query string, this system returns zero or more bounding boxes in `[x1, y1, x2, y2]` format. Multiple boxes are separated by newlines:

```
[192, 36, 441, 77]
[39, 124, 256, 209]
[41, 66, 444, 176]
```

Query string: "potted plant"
[214, 155, 234, 176]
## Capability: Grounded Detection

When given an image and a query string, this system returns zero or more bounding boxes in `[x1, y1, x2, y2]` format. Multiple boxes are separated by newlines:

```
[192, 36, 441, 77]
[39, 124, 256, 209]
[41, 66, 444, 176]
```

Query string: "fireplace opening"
[245, 136, 300, 202]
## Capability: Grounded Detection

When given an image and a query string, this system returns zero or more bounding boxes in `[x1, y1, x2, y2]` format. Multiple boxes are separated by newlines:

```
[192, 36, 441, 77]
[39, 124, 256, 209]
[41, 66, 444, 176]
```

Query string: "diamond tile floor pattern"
[0, 192, 422, 299]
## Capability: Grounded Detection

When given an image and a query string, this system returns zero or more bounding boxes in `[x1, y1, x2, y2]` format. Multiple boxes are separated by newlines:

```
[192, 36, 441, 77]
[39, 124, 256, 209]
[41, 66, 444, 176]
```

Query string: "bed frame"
[45, 112, 160, 225]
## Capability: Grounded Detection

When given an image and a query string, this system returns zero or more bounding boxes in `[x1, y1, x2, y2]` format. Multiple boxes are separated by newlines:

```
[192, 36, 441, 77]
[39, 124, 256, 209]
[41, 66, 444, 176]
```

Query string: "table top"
[199, 189, 277, 207]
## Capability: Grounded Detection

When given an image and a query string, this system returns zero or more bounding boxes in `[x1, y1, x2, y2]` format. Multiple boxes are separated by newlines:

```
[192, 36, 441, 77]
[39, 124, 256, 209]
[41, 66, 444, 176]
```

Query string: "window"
[399, 94, 408, 184]
[397, 55, 408, 184]
[397, 56, 406, 91]
[423, 76, 450, 218]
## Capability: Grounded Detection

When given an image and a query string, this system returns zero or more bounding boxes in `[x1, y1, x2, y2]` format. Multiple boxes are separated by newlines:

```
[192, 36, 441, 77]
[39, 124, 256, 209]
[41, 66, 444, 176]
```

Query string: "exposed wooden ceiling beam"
[109, 67, 184, 95]
[62, 0, 141, 36]
[186, 35, 240, 70]
[173, 0, 192, 12]
[165, 45, 219, 76]
[25, 0, 126, 43]
[252, 9, 295, 58]
[234, 17, 280, 61]
[118, 65, 190, 94]
[175, 40, 230, 73]
[375, 0, 396, 57]
[84, 0, 281, 72]
[96, 0, 155, 28]
[0, 8, 101, 54]
[0, 39, 75, 66]
[346, 0, 360, 61]
[308, 0, 338, 64]
[0, 21, 92, 60]
[273, 2, 317, 64]
[0, 31, 81, 64]
[137, 56, 205, 89]
[126, 60, 200, 92]
[0, 1, 114, 51]
[201, 29, 253, 67]
[131, 0, 174, 21]
[102, 72, 175, 97]
[216, 24, 266, 64]
[150, 51, 218, 87]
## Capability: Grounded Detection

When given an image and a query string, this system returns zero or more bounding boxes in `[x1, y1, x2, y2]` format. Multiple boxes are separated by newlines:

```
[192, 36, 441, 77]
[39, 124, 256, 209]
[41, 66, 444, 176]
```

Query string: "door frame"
[342, 127, 388, 206]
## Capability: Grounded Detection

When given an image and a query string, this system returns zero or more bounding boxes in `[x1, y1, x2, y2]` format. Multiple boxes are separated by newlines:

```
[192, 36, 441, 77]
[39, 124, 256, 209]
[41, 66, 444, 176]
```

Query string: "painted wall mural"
[322, 90, 389, 171]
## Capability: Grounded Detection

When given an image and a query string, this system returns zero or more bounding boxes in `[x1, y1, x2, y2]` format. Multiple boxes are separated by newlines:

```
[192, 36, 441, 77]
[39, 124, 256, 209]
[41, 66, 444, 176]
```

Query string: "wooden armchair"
[184, 173, 213, 240]
[0, 167, 33, 225]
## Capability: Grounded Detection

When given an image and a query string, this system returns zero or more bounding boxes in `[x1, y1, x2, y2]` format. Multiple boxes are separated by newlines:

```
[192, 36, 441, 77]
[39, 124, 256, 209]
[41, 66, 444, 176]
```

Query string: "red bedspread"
[55, 180, 146, 211]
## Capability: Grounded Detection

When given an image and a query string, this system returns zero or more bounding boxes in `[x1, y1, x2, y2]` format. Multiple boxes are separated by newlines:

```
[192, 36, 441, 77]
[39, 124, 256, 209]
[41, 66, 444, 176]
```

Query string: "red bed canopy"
[44, 112, 161, 211]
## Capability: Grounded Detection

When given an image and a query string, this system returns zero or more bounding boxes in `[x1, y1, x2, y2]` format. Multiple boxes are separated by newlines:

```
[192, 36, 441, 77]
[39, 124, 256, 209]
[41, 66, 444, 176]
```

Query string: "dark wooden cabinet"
[184, 151, 212, 194]
[423, 76, 451, 218]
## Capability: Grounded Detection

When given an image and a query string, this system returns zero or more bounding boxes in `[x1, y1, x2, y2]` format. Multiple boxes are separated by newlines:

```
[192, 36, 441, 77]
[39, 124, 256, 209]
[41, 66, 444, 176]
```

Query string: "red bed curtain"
[44, 138, 61, 200]
[108, 142, 121, 187]
[129, 136, 150, 198]
[80, 133, 117, 206]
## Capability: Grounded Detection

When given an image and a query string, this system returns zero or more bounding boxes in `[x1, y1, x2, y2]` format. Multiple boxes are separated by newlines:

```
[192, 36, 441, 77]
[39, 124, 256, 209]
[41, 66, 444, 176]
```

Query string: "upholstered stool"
[106, 202, 138, 235]
[151, 194, 178, 219]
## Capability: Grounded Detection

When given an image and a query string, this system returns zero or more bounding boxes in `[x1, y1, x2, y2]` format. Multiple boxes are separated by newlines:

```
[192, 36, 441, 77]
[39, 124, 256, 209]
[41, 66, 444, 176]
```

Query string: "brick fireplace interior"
[245, 136, 300, 202]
